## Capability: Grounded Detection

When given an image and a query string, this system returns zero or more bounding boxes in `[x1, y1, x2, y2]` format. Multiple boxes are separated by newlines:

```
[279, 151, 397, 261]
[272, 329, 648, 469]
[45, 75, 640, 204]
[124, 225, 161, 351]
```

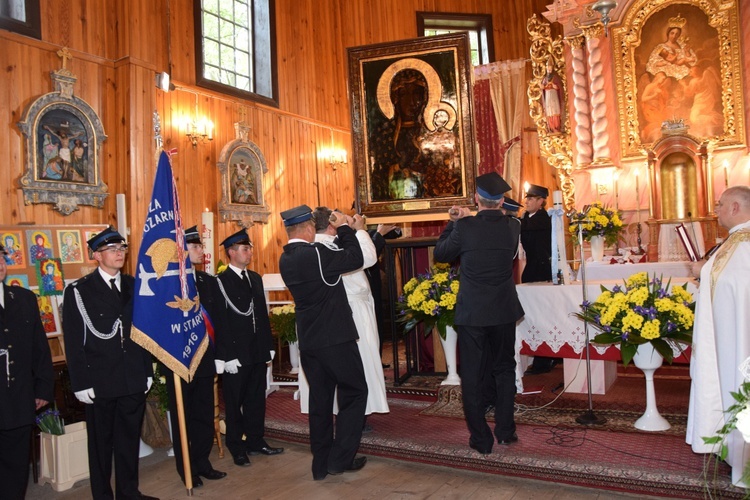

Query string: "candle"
[613, 171, 619, 211]
[553, 190, 563, 206]
[723, 160, 729, 188]
[634, 168, 640, 209]
[201, 210, 215, 275]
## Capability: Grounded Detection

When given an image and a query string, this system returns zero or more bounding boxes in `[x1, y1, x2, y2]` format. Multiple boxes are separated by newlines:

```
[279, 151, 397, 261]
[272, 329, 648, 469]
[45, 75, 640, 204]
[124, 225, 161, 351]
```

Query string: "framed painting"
[36, 257, 65, 296]
[217, 123, 271, 228]
[56, 229, 84, 264]
[348, 32, 477, 220]
[26, 229, 54, 264]
[6, 274, 29, 288]
[17, 64, 108, 214]
[1, 231, 26, 268]
[612, 0, 744, 156]
[31, 288, 61, 336]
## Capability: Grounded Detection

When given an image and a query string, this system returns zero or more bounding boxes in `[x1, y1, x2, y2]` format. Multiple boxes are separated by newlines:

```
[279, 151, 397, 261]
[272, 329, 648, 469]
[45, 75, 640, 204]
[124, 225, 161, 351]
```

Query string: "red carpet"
[263, 366, 745, 499]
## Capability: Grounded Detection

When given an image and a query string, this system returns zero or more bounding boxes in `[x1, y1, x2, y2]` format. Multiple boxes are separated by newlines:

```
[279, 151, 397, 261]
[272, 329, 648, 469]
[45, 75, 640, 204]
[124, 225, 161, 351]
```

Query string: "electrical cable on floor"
[514, 347, 587, 416]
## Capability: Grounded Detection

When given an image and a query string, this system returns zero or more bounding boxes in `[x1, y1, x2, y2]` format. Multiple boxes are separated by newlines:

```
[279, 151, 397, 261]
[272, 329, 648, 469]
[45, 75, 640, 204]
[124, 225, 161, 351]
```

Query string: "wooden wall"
[1, 0, 551, 276]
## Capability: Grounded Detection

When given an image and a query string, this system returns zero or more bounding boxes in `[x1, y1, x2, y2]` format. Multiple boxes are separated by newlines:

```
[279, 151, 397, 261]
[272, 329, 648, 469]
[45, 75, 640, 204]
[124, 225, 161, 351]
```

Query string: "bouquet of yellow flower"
[269, 304, 297, 344]
[573, 272, 694, 366]
[568, 201, 623, 245]
[396, 263, 459, 340]
[36, 405, 65, 435]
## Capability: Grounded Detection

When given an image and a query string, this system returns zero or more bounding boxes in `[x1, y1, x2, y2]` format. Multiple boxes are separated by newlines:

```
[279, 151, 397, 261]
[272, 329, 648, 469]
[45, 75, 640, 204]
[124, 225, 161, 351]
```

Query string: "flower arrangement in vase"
[568, 201, 624, 245]
[573, 272, 694, 366]
[36, 405, 65, 435]
[269, 304, 297, 344]
[148, 362, 170, 416]
[396, 263, 459, 340]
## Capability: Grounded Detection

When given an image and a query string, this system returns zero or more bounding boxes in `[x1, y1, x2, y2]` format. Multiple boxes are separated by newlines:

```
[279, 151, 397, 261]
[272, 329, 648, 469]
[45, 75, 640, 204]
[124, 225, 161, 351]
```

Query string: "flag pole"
[173, 373, 194, 495]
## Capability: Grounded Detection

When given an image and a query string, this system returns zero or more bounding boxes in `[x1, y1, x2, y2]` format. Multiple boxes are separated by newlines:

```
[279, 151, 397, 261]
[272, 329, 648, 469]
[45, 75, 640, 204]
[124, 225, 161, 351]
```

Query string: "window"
[194, 0, 277, 107]
[0, 0, 41, 39]
[417, 12, 494, 66]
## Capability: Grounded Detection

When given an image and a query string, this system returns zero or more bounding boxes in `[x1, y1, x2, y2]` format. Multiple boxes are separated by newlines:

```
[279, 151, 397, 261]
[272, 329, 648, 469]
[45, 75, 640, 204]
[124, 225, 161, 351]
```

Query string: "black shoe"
[233, 453, 251, 466]
[313, 471, 328, 481]
[362, 423, 373, 434]
[524, 365, 552, 375]
[498, 433, 518, 445]
[248, 446, 284, 456]
[469, 441, 492, 455]
[138, 496, 160, 500]
[329, 455, 367, 475]
[198, 468, 227, 480]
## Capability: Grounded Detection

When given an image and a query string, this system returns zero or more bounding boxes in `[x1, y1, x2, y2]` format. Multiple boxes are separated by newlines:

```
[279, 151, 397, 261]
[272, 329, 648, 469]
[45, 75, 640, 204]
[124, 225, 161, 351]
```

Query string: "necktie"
[110, 278, 120, 297]
[242, 270, 252, 290]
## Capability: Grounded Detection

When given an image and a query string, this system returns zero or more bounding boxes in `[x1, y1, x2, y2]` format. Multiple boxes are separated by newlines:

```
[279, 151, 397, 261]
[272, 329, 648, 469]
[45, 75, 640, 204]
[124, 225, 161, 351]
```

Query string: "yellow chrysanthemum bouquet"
[568, 201, 624, 245]
[397, 263, 459, 340]
[573, 272, 694, 366]
[269, 304, 297, 344]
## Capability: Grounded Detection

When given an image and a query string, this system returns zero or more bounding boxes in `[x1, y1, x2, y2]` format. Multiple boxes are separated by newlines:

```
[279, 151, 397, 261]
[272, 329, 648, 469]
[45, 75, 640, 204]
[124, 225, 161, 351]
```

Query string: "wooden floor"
[26, 438, 662, 499]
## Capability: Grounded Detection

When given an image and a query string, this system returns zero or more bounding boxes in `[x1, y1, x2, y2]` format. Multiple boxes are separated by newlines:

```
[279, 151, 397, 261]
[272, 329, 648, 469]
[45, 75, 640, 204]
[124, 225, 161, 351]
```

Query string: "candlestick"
[613, 172, 619, 211]
[635, 168, 640, 210]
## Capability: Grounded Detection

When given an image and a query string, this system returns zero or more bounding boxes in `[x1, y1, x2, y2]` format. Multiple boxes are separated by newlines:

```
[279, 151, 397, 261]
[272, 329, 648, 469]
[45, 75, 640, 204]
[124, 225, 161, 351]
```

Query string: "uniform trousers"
[0, 424, 32, 500]
[222, 361, 267, 456]
[86, 392, 146, 500]
[165, 374, 215, 478]
[301, 341, 367, 478]
[457, 323, 517, 450]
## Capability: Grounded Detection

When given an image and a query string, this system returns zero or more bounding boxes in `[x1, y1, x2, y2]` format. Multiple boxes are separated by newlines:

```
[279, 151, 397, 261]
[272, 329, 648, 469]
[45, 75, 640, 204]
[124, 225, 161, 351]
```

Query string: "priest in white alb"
[686, 185, 750, 486]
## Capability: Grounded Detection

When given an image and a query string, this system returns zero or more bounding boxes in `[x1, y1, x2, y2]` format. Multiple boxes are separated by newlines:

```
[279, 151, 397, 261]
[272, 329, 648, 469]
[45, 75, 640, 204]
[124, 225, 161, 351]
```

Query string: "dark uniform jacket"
[520, 208, 552, 283]
[0, 284, 54, 429]
[279, 225, 364, 351]
[216, 268, 273, 365]
[62, 271, 152, 398]
[434, 210, 525, 326]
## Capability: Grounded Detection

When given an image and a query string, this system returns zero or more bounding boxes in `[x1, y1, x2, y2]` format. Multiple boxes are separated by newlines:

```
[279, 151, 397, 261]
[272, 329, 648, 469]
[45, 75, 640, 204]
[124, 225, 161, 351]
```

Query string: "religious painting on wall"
[1, 231, 25, 268]
[17, 50, 109, 214]
[217, 122, 271, 228]
[56, 229, 84, 264]
[613, 0, 745, 156]
[348, 32, 477, 219]
[26, 229, 54, 264]
[35, 257, 65, 296]
[6, 274, 29, 288]
[32, 290, 61, 336]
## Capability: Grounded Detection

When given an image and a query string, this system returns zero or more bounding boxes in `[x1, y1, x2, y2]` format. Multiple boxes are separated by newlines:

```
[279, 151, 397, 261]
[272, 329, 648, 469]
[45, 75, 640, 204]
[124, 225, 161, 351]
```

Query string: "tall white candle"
[552, 190, 563, 206]
[201, 210, 215, 275]
[634, 168, 640, 209]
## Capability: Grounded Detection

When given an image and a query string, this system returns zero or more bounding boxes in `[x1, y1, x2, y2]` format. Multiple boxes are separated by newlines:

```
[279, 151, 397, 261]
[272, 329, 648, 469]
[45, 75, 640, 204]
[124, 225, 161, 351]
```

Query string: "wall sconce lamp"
[185, 116, 214, 148]
[318, 148, 348, 170]
[592, 0, 617, 36]
[155, 72, 175, 92]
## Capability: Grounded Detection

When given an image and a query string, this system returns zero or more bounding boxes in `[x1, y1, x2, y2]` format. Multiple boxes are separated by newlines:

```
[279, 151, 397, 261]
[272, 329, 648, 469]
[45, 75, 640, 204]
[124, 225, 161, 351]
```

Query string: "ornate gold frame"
[612, 0, 745, 157]
[527, 15, 575, 211]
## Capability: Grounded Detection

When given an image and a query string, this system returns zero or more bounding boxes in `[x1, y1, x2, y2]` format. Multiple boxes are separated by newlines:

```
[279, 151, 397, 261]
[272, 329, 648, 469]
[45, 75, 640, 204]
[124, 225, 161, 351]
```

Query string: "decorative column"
[582, 23, 612, 165]
[566, 34, 593, 167]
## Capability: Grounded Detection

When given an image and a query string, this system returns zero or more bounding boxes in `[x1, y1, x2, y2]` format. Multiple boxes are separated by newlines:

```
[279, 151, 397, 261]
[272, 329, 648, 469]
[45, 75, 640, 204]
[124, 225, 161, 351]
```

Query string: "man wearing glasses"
[63, 226, 158, 500]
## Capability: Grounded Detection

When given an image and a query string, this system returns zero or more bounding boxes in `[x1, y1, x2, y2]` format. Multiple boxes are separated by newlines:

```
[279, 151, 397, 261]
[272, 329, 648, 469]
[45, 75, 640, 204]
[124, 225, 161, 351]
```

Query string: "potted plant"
[396, 263, 460, 385]
[568, 201, 623, 261]
[37, 406, 90, 491]
[574, 272, 695, 430]
[269, 304, 299, 373]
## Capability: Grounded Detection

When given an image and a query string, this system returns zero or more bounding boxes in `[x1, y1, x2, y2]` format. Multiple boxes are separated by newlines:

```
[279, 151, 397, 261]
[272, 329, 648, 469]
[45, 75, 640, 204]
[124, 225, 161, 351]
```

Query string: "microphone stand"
[570, 210, 607, 426]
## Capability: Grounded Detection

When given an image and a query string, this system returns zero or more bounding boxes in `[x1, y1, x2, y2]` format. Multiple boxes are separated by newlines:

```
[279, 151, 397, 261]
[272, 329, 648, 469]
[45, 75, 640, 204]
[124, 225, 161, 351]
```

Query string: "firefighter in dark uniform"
[215, 229, 282, 467]
[279, 205, 368, 481]
[160, 226, 226, 487]
[520, 184, 557, 375]
[0, 243, 54, 500]
[62, 227, 158, 500]
[434, 172, 525, 455]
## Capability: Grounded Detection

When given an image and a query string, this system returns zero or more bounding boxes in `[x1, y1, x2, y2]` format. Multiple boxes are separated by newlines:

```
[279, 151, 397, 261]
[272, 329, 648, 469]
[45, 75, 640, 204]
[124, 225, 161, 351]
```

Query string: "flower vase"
[589, 235, 605, 262]
[288, 340, 300, 374]
[631, 343, 671, 431]
[439, 325, 461, 386]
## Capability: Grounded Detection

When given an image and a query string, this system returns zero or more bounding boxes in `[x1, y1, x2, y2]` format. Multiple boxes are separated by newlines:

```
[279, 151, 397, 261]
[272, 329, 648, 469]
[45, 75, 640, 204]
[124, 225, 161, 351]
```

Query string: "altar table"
[581, 260, 694, 282]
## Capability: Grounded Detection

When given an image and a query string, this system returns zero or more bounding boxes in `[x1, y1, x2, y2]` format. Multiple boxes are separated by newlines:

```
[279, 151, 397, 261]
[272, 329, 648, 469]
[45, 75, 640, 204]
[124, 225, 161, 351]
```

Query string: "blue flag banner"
[131, 151, 208, 382]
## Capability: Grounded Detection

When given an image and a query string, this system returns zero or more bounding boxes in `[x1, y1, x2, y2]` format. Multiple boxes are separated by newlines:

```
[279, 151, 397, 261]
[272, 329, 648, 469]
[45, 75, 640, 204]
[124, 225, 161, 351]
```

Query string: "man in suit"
[62, 227, 158, 500]
[279, 205, 368, 480]
[161, 226, 226, 488]
[0, 243, 54, 500]
[434, 172, 525, 455]
[520, 184, 557, 375]
[364, 224, 400, 366]
[215, 229, 282, 467]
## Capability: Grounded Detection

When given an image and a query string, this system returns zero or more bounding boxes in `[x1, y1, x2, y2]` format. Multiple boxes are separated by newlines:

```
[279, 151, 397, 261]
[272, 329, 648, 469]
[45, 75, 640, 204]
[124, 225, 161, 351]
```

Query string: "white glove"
[145, 377, 153, 393]
[224, 359, 242, 374]
[75, 388, 96, 405]
[215, 359, 226, 374]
